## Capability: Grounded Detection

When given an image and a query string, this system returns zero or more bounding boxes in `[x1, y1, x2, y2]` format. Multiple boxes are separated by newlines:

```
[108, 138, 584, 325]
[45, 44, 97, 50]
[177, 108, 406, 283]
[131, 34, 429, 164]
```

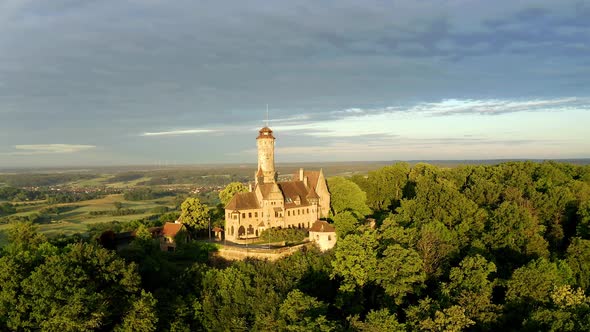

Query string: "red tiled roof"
[225, 192, 260, 210]
[309, 220, 336, 233]
[212, 226, 224, 232]
[162, 222, 184, 237]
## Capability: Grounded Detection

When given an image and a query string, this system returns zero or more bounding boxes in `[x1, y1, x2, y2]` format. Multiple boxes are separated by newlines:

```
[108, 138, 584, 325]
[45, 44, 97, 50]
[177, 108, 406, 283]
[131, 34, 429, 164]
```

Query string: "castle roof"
[278, 180, 311, 207]
[306, 187, 320, 199]
[257, 126, 275, 139]
[225, 192, 260, 210]
[294, 170, 321, 189]
[162, 222, 184, 238]
[309, 220, 336, 233]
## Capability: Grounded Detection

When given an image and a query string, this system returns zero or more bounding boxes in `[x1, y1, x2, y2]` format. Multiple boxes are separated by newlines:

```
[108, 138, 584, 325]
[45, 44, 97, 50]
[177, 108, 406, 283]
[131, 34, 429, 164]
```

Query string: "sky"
[0, 0, 589, 167]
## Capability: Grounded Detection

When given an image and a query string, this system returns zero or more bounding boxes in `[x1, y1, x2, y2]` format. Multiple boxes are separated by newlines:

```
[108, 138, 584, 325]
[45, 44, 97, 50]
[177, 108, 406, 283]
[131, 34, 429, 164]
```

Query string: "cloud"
[5, 144, 96, 155]
[141, 129, 216, 137]
[272, 97, 590, 138]
[410, 97, 588, 116]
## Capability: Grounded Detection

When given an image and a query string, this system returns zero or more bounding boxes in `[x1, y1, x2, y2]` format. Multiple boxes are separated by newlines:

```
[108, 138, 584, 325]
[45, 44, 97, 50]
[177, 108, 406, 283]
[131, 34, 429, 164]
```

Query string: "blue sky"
[0, 0, 589, 167]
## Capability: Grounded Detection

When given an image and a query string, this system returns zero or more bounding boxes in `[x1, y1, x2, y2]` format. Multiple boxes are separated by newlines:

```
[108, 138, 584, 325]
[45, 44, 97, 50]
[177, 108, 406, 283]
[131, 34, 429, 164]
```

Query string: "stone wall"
[211, 242, 314, 261]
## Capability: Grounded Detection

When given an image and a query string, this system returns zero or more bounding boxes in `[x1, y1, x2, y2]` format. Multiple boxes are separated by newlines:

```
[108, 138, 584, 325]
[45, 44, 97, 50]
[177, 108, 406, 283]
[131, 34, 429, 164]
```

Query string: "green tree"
[327, 177, 371, 216]
[179, 197, 209, 231]
[566, 238, 590, 292]
[201, 267, 254, 331]
[507, 258, 574, 305]
[375, 244, 425, 304]
[577, 200, 590, 238]
[278, 289, 335, 331]
[219, 182, 248, 206]
[405, 298, 474, 332]
[331, 231, 378, 292]
[19, 243, 141, 331]
[419, 305, 475, 332]
[349, 309, 405, 332]
[116, 290, 158, 332]
[484, 201, 549, 258]
[365, 163, 410, 211]
[442, 255, 500, 326]
[333, 211, 361, 238]
[525, 285, 590, 332]
[416, 221, 458, 279]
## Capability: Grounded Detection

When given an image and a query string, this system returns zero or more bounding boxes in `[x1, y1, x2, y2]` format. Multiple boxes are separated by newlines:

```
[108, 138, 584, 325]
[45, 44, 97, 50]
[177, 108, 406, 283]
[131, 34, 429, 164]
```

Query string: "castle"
[224, 126, 331, 241]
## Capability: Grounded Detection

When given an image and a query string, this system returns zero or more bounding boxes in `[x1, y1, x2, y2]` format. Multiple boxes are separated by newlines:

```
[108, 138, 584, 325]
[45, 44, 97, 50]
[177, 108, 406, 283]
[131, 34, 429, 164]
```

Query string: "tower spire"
[266, 104, 269, 127]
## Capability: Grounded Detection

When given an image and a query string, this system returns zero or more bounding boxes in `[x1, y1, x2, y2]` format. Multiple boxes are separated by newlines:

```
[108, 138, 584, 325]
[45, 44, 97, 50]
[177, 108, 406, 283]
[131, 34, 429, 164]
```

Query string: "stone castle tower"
[256, 126, 277, 184]
[224, 125, 331, 241]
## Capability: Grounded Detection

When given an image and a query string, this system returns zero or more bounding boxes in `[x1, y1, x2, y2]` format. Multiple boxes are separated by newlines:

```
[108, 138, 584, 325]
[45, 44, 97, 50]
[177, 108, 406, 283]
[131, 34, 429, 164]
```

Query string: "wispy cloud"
[4, 144, 96, 156]
[141, 129, 216, 137]
[273, 97, 590, 138]
[413, 97, 588, 116]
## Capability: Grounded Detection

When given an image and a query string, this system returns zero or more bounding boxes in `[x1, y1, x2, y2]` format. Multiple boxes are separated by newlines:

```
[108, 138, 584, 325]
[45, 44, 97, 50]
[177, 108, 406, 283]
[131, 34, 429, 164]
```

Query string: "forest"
[1, 161, 590, 331]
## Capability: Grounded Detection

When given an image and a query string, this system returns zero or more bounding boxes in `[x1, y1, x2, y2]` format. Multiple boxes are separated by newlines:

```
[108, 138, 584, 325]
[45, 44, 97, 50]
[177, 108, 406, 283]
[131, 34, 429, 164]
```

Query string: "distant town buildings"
[224, 126, 331, 242]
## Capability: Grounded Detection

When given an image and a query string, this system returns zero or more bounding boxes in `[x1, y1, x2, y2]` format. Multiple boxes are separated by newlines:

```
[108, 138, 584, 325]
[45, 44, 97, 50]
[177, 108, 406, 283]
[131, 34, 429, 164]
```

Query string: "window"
[275, 211, 278, 217]
[288, 211, 290, 216]
[328, 235, 332, 241]
[233, 215, 237, 220]
[242, 213, 245, 218]
[255, 212, 258, 218]
[307, 208, 309, 214]
[298, 209, 300, 215]
[248, 212, 252, 218]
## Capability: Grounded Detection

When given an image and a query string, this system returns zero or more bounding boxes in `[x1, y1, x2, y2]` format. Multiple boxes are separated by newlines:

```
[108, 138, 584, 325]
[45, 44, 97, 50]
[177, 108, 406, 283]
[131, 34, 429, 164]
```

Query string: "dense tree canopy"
[1, 161, 590, 331]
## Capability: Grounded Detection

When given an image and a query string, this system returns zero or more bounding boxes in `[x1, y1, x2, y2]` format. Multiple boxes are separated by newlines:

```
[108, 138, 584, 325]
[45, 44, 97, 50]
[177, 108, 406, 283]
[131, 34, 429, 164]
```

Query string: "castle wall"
[225, 208, 263, 241]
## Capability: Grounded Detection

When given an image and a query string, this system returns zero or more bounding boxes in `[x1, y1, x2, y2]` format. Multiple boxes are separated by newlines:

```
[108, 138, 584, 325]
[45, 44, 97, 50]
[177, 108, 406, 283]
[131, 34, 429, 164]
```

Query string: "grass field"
[0, 194, 177, 241]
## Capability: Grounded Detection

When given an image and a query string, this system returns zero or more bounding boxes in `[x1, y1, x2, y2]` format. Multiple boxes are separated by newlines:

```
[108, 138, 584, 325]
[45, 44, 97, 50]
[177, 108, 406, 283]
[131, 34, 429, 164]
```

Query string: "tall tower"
[256, 126, 276, 184]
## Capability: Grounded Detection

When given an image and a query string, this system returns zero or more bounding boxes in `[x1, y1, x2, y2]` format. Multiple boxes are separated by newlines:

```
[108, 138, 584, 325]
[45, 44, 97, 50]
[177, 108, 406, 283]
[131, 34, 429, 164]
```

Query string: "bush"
[259, 228, 308, 244]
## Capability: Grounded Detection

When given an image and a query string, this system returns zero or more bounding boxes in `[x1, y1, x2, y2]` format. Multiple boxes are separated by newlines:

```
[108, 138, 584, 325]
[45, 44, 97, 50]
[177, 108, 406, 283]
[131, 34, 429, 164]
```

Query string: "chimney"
[249, 183, 253, 192]
[299, 168, 304, 181]
[303, 176, 308, 187]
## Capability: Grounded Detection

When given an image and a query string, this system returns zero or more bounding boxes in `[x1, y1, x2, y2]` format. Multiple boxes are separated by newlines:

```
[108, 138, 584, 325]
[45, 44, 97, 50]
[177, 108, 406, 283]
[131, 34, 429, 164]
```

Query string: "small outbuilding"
[159, 222, 188, 252]
[309, 220, 337, 251]
[212, 226, 224, 240]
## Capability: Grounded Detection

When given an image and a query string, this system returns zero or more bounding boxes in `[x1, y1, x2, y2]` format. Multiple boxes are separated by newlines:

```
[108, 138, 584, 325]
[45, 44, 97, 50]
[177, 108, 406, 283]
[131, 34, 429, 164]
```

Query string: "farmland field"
[0, 194, 178, 242]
